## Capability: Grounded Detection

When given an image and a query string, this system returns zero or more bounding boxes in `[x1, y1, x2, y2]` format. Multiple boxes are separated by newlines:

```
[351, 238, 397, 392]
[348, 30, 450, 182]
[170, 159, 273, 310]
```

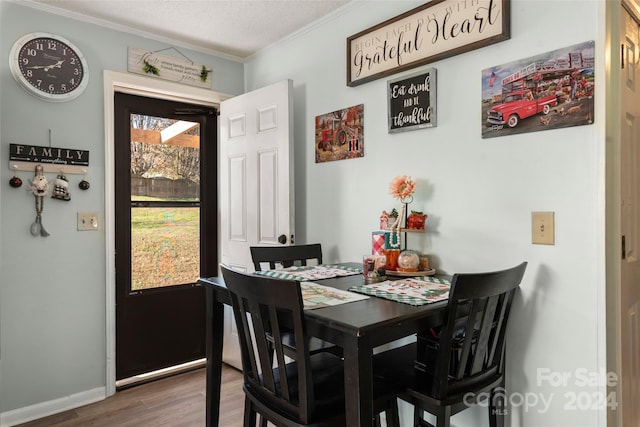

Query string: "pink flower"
[389, 175, 416, 200]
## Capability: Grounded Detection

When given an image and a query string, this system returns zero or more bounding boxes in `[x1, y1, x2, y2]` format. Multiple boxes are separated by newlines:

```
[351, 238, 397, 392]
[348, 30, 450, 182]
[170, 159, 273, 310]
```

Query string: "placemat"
[301, 282, 369, 309]
[254, 264, 362, 281]
[349, 276, 450, 306]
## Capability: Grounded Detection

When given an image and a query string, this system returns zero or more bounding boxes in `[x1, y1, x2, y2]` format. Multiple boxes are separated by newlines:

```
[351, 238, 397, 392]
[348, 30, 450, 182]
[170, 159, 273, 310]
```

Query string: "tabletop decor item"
[407, 210, 427, 230]
[363, 254, 386, 283]
[379, 210, 389, 230]
[388, 175, 417, 248]
[397, 249, 420, 272]
[371, 231, 389, 255]
[384, 248, 401, 271]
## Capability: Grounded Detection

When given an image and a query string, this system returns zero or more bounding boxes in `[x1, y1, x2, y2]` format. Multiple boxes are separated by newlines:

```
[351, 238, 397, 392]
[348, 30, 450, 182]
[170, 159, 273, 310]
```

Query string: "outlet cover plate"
[78, 212, 99, 231]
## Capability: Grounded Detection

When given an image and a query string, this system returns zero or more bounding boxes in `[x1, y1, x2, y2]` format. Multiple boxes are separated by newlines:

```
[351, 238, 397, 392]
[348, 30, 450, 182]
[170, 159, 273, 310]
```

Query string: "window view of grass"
[131, 201, 200, 290]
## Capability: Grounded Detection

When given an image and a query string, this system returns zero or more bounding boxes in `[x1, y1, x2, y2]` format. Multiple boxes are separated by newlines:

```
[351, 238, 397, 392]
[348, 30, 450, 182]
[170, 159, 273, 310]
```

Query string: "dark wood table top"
[199, 264, 448, 341]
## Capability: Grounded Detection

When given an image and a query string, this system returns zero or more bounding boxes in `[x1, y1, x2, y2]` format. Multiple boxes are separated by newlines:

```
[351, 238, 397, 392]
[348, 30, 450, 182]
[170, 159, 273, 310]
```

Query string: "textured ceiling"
[23, 0, 350, 59]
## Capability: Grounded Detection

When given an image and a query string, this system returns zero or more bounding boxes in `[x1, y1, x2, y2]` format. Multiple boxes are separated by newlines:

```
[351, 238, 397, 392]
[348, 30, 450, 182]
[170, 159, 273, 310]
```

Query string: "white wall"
[245, 1, 607, 426]
[0, 2, 243, 423]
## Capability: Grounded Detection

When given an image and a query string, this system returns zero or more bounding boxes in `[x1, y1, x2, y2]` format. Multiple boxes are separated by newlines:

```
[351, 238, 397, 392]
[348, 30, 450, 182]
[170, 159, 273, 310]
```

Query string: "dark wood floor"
[17, 364, 244, 427]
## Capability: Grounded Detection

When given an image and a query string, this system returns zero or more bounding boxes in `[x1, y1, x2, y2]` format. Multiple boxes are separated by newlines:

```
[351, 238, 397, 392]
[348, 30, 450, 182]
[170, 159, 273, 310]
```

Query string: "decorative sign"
[482, 40, 595, 138]
[10, 143, 89, 166]
[347, 0, 510, 86]
[127, 47, 212, 89]
[315, 104, 364, 163]
[388, 69, 436, 133]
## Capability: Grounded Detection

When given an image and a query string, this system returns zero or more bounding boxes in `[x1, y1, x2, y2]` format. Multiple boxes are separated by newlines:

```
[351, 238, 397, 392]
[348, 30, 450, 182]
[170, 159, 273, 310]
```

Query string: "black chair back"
[429, 262, 527, 401]
[250, 244, 323, 271]
[220, 265, 316, 423]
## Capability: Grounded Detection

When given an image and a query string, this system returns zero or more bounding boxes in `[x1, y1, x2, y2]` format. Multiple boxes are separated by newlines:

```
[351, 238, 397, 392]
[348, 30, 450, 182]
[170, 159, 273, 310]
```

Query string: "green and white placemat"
[254, 264, 362, 281]
[349, 276, 450, 306]
[301, 282, 369, 309]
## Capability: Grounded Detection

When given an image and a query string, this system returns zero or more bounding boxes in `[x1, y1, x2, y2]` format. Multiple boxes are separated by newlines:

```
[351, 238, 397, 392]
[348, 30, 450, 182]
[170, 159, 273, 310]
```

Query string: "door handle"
[278, 234, 287, 244]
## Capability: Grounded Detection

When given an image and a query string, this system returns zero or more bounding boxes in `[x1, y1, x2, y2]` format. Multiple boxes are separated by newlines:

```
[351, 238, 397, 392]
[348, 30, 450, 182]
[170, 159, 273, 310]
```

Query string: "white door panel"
[620, 7, 640, 426]
[219, 80, 294, 369]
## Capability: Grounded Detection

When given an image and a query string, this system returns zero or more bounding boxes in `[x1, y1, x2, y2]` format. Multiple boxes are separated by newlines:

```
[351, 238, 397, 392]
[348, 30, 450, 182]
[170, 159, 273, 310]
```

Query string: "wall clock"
[9, 32, 89, 102]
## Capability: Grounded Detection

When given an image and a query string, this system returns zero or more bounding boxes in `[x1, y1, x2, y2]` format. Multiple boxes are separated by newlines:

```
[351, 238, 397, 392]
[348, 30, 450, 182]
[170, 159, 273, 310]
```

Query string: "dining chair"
[250, 243, 323, 271]
[250, 243, 340, 358]
[373, 262, 528, 427]
[220, 265, 401, 427]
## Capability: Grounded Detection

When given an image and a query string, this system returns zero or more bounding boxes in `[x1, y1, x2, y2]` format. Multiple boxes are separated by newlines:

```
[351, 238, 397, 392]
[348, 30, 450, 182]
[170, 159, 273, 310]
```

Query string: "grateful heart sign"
[347, 0, 510, 86]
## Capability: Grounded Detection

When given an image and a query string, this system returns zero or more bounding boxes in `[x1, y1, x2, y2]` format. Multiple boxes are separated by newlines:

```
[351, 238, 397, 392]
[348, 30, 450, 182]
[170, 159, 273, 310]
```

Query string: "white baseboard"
[0, 387, 106, 427]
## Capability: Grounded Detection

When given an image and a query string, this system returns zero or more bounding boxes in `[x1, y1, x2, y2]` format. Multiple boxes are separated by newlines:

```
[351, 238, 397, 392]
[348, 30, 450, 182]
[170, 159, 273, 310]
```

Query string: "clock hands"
[25, 59, 66, 72]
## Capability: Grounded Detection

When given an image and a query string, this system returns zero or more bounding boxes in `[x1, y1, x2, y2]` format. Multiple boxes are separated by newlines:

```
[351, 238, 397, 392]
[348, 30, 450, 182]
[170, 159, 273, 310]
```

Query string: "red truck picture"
[486, 89, 557, 128]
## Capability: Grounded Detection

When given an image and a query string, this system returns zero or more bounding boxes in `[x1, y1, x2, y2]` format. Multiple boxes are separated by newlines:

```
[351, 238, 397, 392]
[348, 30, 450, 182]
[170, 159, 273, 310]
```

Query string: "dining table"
[197, 262, 449, 427]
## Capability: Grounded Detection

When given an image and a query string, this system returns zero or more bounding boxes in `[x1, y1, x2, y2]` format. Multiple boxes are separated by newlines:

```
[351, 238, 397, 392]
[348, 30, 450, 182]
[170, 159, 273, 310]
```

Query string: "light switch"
[532, 211, 554, 245]
[78, 212, 99, 231]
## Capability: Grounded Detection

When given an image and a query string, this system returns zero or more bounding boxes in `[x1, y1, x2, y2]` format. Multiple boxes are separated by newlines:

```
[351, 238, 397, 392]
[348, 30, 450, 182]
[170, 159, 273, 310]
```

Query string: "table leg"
[343, 335, 374, 427]
[205, 286, 224, 427]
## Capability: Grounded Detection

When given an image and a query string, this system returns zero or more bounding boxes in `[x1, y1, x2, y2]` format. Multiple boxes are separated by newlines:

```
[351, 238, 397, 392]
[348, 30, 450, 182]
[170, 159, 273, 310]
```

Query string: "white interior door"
[219, 79, 295, 368]
[620, 7, 640, 426]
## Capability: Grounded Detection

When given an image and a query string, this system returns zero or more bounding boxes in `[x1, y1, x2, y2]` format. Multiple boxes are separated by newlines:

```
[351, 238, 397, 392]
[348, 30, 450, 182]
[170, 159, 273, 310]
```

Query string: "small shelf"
[399, 228, 426, 233]
[10, 161, 87, 175]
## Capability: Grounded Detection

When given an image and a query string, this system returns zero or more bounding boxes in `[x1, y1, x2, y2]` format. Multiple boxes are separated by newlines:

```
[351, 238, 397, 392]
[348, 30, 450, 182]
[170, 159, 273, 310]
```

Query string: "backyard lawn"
[131, 203, 200, 290]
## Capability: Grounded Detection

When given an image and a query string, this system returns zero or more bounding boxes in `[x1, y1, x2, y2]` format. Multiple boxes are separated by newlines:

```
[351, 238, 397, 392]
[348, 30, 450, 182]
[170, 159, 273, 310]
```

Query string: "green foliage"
[143, 60, 159, 75]
[200, 65, 212, 82]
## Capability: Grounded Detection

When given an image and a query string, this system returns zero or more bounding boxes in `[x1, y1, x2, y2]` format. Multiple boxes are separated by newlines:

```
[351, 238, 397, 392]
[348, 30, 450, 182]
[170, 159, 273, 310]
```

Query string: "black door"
[114, 93, 218, 381]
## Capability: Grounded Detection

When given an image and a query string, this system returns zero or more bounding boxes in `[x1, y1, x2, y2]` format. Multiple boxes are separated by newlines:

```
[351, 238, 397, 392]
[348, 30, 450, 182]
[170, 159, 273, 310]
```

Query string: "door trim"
[103, 70, 232, 396]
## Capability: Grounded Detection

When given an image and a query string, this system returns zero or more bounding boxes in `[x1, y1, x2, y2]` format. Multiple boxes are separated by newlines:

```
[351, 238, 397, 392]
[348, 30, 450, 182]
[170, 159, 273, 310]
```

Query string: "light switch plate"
[532, 211, 554, 245]
[78, 212, 99, 231]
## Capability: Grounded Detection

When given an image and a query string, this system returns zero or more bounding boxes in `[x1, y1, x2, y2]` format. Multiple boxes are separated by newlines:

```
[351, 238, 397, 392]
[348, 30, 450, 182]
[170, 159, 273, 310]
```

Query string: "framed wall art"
[388, 68, 436, 133]
[482, 40, 594, 138]
[315, 104, 364, 163]
[347, 0, 510, 86]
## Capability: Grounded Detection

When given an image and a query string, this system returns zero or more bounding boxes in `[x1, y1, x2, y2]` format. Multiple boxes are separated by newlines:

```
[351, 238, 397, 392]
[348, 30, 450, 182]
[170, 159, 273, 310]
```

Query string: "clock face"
[9, 33, 89, 102]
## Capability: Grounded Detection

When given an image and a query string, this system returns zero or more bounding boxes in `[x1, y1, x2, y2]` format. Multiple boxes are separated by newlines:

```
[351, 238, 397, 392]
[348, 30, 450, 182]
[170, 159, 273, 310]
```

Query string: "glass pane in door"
[130, 114, 200, 291]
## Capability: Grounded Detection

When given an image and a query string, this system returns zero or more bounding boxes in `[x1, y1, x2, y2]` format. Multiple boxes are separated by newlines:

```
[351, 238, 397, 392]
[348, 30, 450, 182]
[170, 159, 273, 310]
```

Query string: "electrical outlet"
[78, 212, 99, 231]
[532, 211, 554, 245]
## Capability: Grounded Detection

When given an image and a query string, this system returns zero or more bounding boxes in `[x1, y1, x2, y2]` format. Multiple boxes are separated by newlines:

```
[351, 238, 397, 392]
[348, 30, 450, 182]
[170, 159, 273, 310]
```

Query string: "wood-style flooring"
[17, 364, 244, 427]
